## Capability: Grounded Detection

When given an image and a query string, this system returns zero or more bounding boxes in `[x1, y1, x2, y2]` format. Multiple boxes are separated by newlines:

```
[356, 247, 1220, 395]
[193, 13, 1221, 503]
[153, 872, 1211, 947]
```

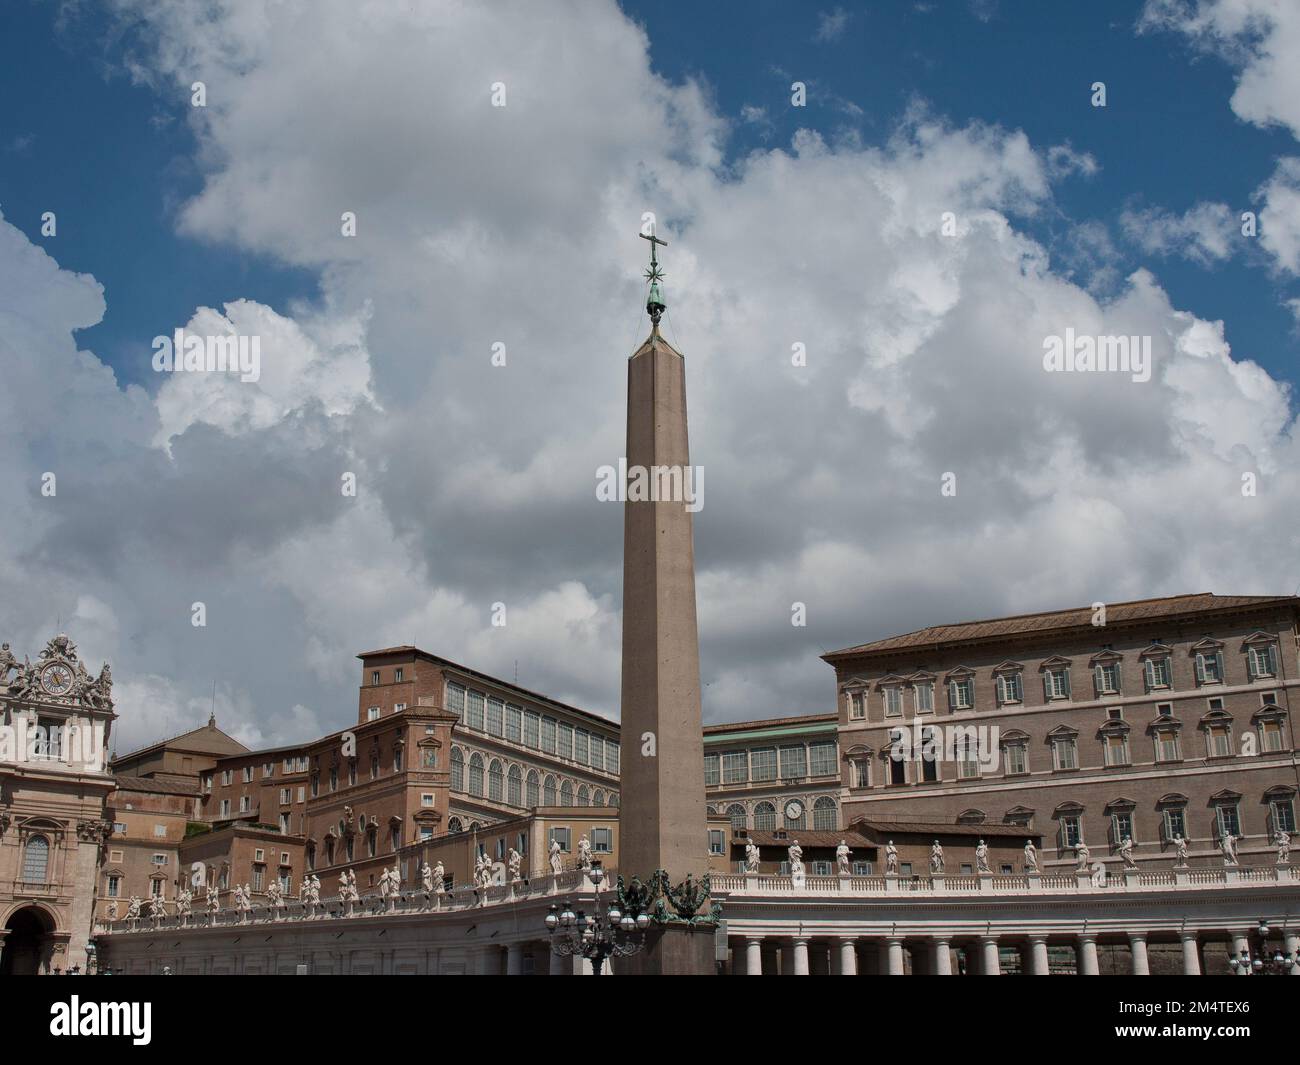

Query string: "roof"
[824, 593, 1298, 660]
[112, 719, 250, 765]
[741, 820, 1040, 847]
[703, 713, 837, 735]
[111, 775, 201, 797]
[355, 646, 620, 731]
[853, 819, 1040, 840]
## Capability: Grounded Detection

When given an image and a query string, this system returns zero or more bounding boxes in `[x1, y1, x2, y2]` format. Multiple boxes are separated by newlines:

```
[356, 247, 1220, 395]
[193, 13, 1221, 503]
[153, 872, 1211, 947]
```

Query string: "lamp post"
[1227, 918, 1297, 975]
[544, 865, 649, 975]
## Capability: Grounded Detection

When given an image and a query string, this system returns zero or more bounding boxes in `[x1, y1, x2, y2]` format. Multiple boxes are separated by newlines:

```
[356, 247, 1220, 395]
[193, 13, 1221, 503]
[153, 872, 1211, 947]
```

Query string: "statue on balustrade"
[787, 840, 804, 882]
[266, 879, 285, 919]
[576, 834, 593, 872]
[206, 887, 221, 923]
[1220, 834, 1239, 867]
[1173, 835, 1188, 867]
[744, 839, 760, 874]
[976, 839, 990, 873]
[149, 894, 166, 928]
[836, 840, 851, 875]
[929, 840, 944, 874]
[1118, 836, 1137, 870]
[548, 838, 563, 875]
[175, 889, 193, 926]
[1074, 840, 1089, 873]
[125, 896, 142, 928]
[1023, 839, 1038, 872]
[508, 847, 523, 883]
[1275, 829, 1290, 865]
[885, 840, 899, 875]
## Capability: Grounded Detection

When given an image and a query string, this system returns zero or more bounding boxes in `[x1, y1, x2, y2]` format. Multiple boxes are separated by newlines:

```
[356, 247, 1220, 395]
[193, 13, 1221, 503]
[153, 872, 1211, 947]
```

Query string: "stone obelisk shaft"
[618, 326, 708, 883]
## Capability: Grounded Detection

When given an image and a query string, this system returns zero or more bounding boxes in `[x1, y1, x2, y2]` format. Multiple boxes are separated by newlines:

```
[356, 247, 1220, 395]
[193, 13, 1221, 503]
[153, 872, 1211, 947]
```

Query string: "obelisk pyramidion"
[618, 230, 709, 884]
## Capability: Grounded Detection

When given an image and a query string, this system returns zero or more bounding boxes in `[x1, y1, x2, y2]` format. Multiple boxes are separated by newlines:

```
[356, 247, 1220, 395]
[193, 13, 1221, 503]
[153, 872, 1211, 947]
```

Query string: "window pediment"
[1147, 716, 1182, 732]
[945, 665, 976, 679]
[1263, 784, 1296, 799]
[907, 670, 937, 684]
[1199, 709, 1233, 728]
[1190, 636, 1224, 652]
[991, 661, 1023, 674]
[1241, 630, 1279, 647]
[1251, 705, 1285, 722]
[1139, 642, 1173, 659]
[957, 809, 986, 823]
[1156, 793, 1188, 806]
[999, 729, 1030, 744]
[1003, 806, 1035, 824]
[1089, 649, 1122, 665]
[876, 673, 906, 688]
[1053, 801, 1085, 816]
[1046, 724, 1078, 739]
[1104, 797, 1136, 812]
[1209, 789, 1241, 803]
[1039, 655, 1072, 670]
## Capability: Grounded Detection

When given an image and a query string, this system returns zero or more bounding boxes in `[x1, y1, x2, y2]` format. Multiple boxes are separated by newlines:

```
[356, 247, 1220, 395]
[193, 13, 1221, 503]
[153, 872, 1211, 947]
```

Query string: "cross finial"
[640, 229, 668, 326]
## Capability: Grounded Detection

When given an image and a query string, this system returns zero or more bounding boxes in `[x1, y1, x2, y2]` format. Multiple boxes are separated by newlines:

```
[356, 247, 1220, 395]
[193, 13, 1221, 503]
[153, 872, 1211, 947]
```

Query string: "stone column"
[1028, 935, 1050, 976]
[885, 936, 906, 975]
[1128, 932, 1150, 975]
[506, 943, 523, 976]
[932, 937, 952, 975]
[1231, 932, 1250, 974]
[838, 936, 858, 976]
[1180, 933, 1201, 976]
[791, 937, 810, 976]
[980, 935, 1001, 975]
[745, 937, 764, 975]
[1077, 933, 1099, 975]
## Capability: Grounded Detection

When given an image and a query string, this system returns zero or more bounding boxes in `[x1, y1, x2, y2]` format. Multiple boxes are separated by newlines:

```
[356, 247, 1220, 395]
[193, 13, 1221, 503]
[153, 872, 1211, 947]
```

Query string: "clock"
[40, 662, 74, 696]
[784, 799, 804, 822]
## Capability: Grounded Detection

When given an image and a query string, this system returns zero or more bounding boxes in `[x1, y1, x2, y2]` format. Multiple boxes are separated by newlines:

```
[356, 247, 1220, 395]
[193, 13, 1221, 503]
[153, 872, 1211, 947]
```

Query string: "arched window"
[507, 764, 522, 806]
[450, 747, 464, 792]
[468, 753, 484, 797]
[577, 784, 590, 806]
[447, 817, 463, 834]
[727, 804, 747, 832]
[754, 801, 776, 832]
[560, 780, 574, 806]
[813, 796, 838, 832]
[526, 770, 540, 808]
[593, 789, 605, 807]
[543, 775, 557, 806]
[488, 759, 503, 801]
[22, 835, 49, 883]
[608, 792, 619, 808]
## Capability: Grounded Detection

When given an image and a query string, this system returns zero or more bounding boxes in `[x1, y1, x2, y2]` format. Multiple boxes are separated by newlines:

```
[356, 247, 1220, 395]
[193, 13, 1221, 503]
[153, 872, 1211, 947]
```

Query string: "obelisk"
[619, 231, 709, 889]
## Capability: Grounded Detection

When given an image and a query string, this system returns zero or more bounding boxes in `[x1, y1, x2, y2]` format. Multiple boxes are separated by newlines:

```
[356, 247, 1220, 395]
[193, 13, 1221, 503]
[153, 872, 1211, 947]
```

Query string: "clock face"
[784, 800, 803, 821]
[40, 662, 74, 696]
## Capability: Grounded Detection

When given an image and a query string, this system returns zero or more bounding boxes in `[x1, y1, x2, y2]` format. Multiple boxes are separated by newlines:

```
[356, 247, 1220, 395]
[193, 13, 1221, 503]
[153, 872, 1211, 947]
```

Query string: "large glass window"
[589, 736, 605, 771]
[727, 804, 747, 831]
[21, 836, 49, 882]
[750, 747, 777, 781]
[809, 742, 837, 777]
[505, 704, 522, 743]
[508, 765, 522, 806]
[523, 712, 540, 748]
[722, 750, 748, 784]
[574, 730, 589, 764]
[813, 796, 837, 831]
[466, 690, 485, 730]
[488, 759, 503, 801]
[468, 753, 484, 797]
[557, 723, 574, 759]
[703, 753, 720, 786]
[486, 698, 504, 737]
[541, 716, 557, 754]
[606, 742, 619, 773]
[526, 770, 539, 808]
[450, 748, 464, 791]
[446, 683, 465, 718]
[543, 774, 556, 805]
[779, 745, 807, 778]
[753, 802, 776, 832]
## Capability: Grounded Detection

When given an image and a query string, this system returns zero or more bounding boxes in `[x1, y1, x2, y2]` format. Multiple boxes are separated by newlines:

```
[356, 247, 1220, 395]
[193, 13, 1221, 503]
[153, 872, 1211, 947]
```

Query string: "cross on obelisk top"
[640, 230, 668, 325]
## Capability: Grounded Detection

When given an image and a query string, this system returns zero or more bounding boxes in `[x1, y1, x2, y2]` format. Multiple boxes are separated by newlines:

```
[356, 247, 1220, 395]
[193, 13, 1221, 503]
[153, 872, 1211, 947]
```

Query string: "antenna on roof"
[209, 680, 217, 728]
[514, 659, 518, 683]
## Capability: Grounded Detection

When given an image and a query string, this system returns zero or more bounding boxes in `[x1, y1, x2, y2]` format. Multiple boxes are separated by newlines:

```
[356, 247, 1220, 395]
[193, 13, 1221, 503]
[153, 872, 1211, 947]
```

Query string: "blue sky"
[1, 0, 1298, 746]
[2, 0, 1296, 396]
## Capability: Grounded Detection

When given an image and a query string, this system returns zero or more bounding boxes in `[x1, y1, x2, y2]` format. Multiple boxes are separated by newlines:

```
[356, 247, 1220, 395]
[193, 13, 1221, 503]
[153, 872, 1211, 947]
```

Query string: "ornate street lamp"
[1227, 918, 1297, 975]
[545, 865, 649, 975]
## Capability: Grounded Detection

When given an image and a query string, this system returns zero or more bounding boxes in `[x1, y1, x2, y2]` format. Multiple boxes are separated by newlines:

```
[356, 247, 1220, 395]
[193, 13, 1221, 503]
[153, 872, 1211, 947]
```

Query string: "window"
[889, 755, 906, 786]
[450, 748, 464, 791]
[348, 762, 357, 786]
[1103, 733, 1129, 767]
[219, 799, 230, 818]
[506, 704, 522, 743]
[541, 716, 557, 754]
[507, 764, 522, 806]
[1004, 743, 1027, 775]
[577, 784, 590, 807]
[957, 749, 980, 779]
[593, 788, 605, 806]
[557, 722, 574, 758]
[913, 682, 934, 714]
[393, 703, 406, 714]
[779, 745, 807, 779]
[1195, 649, 1224, 685]
[1260, 719, 1284, 753]
[523, 711, 540, 748]
[883, 687, 903, 717]
[1060, 816, 1081, 848]
[813, 796, 837, 831]
[1044, 667, 1070, 700]
[543, 775, 557, 805]
[1162, 807, 1186, 840]
[447, 817, 463, 834]
[467, 690, 485, 730]
[560, 780, 574, 806]
[1155, 729, 1181, 762]
[221, 770, 232, 786]
[239, 795, 251, 813]
[593, 827, 613, 853]
[1271, 797, 1296, 834]
[590, 736, 605, 771]
[394, 667, 403, 683]
[107, 875, 120, 898]
[708, 830, 725, 856]
[1248, 643, 1277, 679]
[421, 793, 434, 807]
[279, 812, 291, 833]
[526, 770, 540, 808]
[606, 742, 620, 774]
[948, 677, 973, 711]
[549, 827, 570, 852]
[202, 774, 212, 793]
[727, 804, 747, 831]
[703, 752, 720, 786]
[574, 729, 589, 764]
[252, 866, 265, 891]
[1110, 811, 1133, 842]
[1145, 656, 1172, 690]
[722, 750, 748, 784]
[370, 754, 380, 780]
[754, 801, 777, 832]
[1216, 802, 1240, 838]
[1093, 661, 1121, 696]
[1052, 735, 1078, 770]
[329, 767, 338, 791]
[995, 672, 1023, 705]
[151, 853, 167, 866]
[488, 759, 503, 801]
[848, 691, 865, 719]
[446, 683, 465, 718]
[21, 836, 49, 882]
[851, 754, 871, 787]
[468, 753, 484, 797]
[280, 788, 291, 805]
[243, 766, 253, 783]
[809, 741, 837, 777]
[1157, 702, 1173, 718]
[1206, 724, 1232, 758]
[852, 861, 873, 875]
[371, 670, 380, 685]
[750, 747, 777, 782]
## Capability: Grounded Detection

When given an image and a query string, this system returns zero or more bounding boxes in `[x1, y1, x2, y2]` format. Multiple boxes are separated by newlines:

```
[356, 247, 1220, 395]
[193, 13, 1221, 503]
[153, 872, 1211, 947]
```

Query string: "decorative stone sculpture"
[432, 861, 446, 899]
[148, 894, 166, 928]
[266, 879, 285, 919]
[1023, 839, 1038, 873]
[836, 839, 851, 875]
[339, 869, 358, 916]
[548, 838, 563, 875]
[1275, 829, 1290, 865]
[206, 887, 221, 925]
[1075, 840, 1090, 873]
[1118, 836, 1137, 870]
[744, 839, 760, 874]
[1173, 834, 1188, 867]
[976, 839, 990, 873]
[126, 896, 142, 929]
[0, 642, 18, 681]
[788, 840, 805, 886]
[577, 834, 593, 872]
[305, 873, 322, 918]
[235, 883, 253, 922]
[1220, 834, 1239, 868]
[175, 888, 192, 926]
[508, 848, 523, 883]
[929, 840, 945, 874]
[885, 840, 899, 875]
